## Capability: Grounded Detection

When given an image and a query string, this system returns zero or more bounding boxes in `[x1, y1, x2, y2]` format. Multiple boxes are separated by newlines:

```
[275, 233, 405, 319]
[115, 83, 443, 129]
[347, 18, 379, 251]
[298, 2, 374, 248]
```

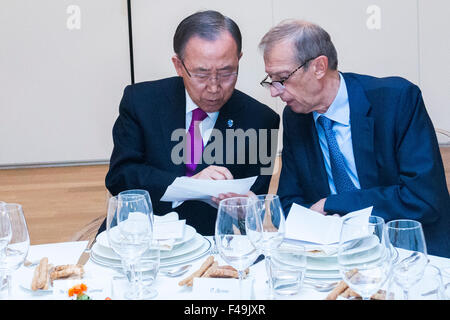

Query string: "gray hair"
[259, 20, 338, 70]
[173, 10, 242, 60]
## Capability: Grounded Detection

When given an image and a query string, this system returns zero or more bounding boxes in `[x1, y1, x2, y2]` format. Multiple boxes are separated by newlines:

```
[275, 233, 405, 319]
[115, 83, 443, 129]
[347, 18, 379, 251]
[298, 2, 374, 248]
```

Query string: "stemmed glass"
[215, 197, 263, 299]
[0, 203, 30, 297]
[106, 194, 155, 299]
[251, 194, 285, 298]
[0, 206, 12, 295]
[118, 189, 157, 298]
[119, 189, 154, 226]
[386, 219, 428, 300]
[338, 215, 392, 300]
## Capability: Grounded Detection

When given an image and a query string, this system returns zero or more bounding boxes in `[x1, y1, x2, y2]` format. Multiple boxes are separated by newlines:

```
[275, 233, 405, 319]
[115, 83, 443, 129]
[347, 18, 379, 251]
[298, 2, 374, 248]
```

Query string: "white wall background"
[1, 0, 449, 167]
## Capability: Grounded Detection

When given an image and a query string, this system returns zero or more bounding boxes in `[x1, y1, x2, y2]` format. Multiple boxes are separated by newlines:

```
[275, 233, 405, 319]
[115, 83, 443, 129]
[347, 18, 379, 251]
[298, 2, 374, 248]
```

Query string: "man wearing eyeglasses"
[259, 20, 449, 257]
[102, 11, 280, 236]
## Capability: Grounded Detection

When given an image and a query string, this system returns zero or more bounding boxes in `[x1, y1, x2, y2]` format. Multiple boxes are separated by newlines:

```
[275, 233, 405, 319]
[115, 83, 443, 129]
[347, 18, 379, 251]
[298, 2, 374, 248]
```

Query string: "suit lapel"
[159, 77, 186, 174]
[302, 114, 331, 198]
[343, 73, 378, 189]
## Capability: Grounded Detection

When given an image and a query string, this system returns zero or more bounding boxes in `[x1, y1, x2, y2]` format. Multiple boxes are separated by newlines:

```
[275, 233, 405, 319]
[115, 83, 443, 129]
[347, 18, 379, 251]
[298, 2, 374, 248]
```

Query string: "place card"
[192, 277, 254, 300]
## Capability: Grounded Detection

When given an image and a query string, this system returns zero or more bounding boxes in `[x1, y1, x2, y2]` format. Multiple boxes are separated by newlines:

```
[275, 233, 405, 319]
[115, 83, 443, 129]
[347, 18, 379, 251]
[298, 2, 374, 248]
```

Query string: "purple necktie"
[186, 108, 208, 176]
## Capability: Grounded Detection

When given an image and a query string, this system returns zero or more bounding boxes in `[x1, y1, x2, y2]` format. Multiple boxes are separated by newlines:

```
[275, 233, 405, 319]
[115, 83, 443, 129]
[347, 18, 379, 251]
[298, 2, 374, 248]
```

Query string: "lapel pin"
[227, 119, 233, 128]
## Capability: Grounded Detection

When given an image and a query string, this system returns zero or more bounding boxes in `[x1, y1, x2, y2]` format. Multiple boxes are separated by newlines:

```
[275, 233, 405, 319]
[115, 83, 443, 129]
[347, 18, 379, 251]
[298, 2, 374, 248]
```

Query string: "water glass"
[386, 219, 428, 300]
[387, 264, 446, 300]
[268, 243, 307, 297]
[137, 244, 160, 295]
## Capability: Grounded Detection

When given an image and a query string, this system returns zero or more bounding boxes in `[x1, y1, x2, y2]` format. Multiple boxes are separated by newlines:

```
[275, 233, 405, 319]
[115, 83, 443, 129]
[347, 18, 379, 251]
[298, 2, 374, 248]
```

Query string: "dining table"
[4, 237, 450, 301]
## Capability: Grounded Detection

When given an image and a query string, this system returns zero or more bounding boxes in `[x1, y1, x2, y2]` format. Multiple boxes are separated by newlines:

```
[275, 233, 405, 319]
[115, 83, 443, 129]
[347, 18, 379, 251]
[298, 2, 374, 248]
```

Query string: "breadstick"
[325, 268, 358, 300]
[202, 261, 218, 278]
[50, 264, 84, 280]
[209, 268, 239, 278]
[36, 257, 49, 289]
[217, 265, 249, 275]
[31, 263, 41, 291]
[340, 288, 387, 300]
[178, 256, 215, 286]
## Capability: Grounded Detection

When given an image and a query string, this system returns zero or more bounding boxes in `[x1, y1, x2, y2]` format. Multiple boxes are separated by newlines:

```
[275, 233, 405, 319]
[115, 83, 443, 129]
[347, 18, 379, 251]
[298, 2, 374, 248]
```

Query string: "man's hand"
[310, 198, 327, 215]
[191, 165, 233, 180]
[211, 191, 256, 206]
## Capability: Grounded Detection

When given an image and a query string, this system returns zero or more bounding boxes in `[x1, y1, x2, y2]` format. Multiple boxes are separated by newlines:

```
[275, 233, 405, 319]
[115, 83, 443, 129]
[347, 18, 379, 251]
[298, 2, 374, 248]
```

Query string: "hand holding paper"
[160, 176, 258, 203]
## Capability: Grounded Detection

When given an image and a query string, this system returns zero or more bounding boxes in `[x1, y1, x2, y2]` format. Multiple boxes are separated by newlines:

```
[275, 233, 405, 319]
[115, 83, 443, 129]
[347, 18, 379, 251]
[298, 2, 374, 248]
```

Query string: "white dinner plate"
[90, 236, 211, 269]
[95, 225, 197, 251]
[92, 233, 205, 262]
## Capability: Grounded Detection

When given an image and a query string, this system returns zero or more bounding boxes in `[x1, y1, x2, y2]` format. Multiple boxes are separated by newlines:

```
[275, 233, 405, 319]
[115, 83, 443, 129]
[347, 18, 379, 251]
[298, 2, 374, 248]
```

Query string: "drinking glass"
[0, 203, 30, 298]
[106, 194, 154, 299]
[0, 206, 12, 296]
[119, 189, 154, 226]
[338, 215, 392, 300]
[268, 242, 306, 298]
[215, 197, 263, 299]
[251, 194, 285, 298]
[386, 219, 428, 300]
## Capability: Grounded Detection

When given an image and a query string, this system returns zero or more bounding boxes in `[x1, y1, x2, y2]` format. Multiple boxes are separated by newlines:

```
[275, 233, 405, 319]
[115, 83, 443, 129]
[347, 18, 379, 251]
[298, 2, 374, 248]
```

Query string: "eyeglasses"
[260, 57, 317, 92]
[181, 60, 238, 85]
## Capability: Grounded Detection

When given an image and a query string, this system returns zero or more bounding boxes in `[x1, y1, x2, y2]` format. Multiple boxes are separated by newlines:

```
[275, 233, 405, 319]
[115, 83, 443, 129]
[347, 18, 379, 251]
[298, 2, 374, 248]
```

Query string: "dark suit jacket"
[278, 72, 450, 258]
[100, 76, 280, 236]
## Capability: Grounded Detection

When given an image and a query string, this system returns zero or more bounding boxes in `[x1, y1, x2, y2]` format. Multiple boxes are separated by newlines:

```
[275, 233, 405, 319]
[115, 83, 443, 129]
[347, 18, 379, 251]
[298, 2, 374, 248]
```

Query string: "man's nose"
[270, 85, 281, 97]
[206, 78, 220, 93]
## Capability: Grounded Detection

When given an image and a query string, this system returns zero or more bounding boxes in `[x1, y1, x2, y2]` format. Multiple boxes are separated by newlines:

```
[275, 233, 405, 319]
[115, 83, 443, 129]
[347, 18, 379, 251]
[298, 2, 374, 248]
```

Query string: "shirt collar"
[185, 90, 219, 121]
[313, 73, 349, 126]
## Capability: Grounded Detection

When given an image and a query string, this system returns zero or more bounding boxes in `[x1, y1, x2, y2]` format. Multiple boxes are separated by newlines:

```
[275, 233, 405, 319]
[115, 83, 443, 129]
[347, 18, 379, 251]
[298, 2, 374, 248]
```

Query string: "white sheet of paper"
[285, 203, 373, 245]
[160, 176, 258, 202]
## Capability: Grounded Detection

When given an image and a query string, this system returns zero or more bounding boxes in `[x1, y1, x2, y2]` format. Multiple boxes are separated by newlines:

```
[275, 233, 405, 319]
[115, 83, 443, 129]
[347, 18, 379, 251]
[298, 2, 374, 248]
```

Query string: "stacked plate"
[91, 224, 211, 270]
[283, 235, 385, 279]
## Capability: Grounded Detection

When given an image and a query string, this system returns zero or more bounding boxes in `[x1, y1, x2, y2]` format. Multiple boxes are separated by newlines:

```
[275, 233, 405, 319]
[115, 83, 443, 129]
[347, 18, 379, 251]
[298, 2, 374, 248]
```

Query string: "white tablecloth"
[5, 239, 450, 300]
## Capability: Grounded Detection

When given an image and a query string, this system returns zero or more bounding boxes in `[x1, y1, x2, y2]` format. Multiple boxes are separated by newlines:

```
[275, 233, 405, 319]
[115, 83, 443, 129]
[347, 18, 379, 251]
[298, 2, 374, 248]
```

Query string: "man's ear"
[172, 55, 183, 77]
[313, 55, 328, 80]
[238, 52, 243, 60]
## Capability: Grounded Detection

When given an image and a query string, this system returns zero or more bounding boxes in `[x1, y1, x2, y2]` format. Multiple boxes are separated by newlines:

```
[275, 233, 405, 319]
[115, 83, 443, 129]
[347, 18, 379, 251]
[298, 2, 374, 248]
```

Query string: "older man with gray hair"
[259, 19, 449, 257]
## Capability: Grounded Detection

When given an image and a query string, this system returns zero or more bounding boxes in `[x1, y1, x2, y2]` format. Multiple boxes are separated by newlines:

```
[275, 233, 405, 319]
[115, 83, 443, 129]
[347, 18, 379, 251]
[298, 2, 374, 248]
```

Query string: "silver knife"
[76, 237, 96, 265]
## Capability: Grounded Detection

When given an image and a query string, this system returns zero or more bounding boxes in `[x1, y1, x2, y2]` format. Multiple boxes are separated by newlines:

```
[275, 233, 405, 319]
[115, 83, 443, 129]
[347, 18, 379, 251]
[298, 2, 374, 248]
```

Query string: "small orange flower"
[68, 283, 88, 297]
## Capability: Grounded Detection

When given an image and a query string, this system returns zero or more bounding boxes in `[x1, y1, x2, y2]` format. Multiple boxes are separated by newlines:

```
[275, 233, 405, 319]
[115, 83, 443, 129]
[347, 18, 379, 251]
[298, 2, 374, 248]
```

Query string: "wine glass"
[119, 189, 154, 226]
[0, 203, 30, 297]
[0, 205, 12, 295]
[106, 194, 155, 299]
[215, 197, 263, 299]
[338, 215, 392, 300]
[251, 194, 285, 298]
[386, 219, 428, 300]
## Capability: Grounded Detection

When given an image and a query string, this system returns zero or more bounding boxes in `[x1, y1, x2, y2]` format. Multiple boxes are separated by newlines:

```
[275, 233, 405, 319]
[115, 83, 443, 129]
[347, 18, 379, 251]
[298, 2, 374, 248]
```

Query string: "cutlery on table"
[76, 236, 96, 265]
[159, 264, 192, 277]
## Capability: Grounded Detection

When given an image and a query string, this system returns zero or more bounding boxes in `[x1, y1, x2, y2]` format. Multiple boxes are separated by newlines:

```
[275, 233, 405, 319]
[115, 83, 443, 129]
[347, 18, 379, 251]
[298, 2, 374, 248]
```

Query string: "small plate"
[17, 268, 53, 294]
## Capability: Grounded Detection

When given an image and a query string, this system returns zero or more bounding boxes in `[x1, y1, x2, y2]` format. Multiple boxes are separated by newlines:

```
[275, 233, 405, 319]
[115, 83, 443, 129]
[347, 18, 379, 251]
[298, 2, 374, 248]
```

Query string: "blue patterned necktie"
[317, 115, 357, 193]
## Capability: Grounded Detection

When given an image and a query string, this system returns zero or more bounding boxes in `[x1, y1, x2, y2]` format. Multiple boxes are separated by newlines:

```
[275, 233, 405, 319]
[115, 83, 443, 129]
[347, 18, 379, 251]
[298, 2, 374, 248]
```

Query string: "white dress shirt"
[172, 91, 220, 208]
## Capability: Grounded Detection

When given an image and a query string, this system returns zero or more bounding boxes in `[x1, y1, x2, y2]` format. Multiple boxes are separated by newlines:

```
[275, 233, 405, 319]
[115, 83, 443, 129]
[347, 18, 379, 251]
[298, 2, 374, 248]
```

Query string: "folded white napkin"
[153, 212, 185, 251]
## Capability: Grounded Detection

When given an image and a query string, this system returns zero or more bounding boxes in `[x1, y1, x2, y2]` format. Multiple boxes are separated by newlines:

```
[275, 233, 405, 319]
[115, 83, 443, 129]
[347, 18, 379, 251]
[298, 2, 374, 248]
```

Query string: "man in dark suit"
[259, 20, 449, 257]
[100, 11, 280, 236]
